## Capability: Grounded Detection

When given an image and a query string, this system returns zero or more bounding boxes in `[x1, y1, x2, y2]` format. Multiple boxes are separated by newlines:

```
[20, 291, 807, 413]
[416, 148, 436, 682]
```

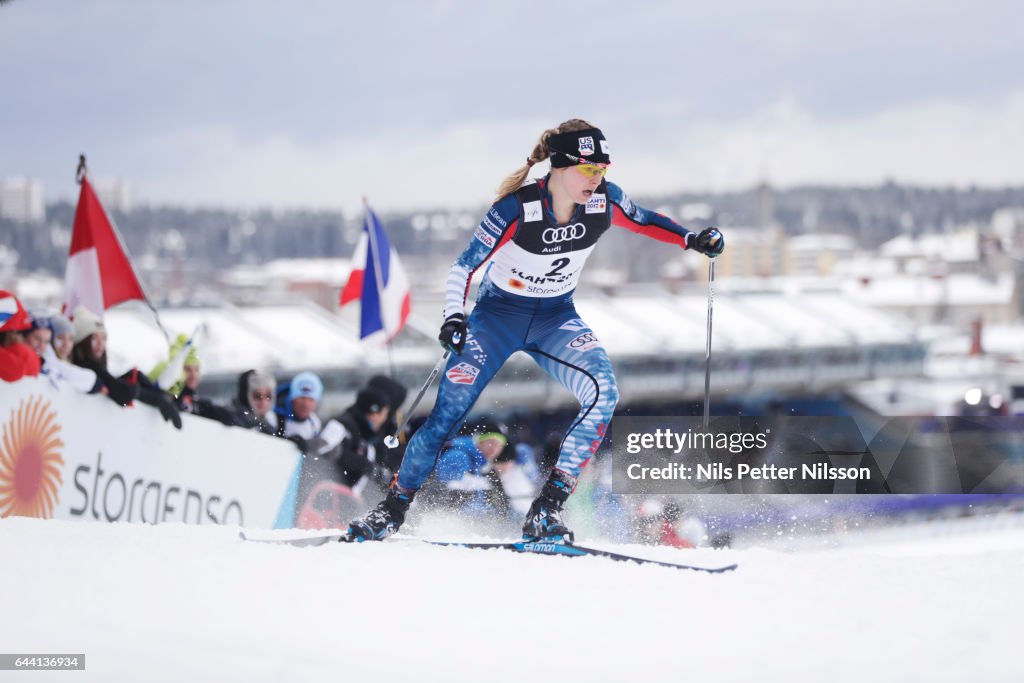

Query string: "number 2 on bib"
[546, 258, 570, 277]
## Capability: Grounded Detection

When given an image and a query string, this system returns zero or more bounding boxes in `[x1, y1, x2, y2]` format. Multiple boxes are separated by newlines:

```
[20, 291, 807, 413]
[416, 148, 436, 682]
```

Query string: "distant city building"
[787, 234, 857, 276]
[879, 229, 980, 275]
[222, 258, 351, 309]
[0, 177, 45, 223]
[92, 178, 133, 213]
[992, 207, 1024, 252]
[0, 244, 18, 281]
[707, 225, 787, 278]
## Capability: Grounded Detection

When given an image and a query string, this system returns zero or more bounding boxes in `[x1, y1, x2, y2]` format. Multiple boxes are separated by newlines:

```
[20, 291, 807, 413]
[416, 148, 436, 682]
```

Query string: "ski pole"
[383, 350, 451, 448]
[703, 260, 715, 433]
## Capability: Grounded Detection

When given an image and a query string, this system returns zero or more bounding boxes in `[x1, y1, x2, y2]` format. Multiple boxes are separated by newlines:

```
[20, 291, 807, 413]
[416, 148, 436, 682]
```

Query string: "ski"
[428, 540, 738, 573]
[239, 531, 348, 547]
[238, 531, 737, 573]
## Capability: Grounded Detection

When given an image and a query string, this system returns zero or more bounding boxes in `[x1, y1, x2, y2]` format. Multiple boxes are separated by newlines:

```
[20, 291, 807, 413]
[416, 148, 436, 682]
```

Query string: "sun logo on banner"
[0, 396, 65, 518]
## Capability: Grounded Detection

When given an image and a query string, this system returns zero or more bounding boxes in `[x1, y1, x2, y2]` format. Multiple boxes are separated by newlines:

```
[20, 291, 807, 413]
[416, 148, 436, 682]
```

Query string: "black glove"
[438, 313, 468, 354]
[690, 227, 724, 257]
[101, 372, 138, 407]
[155, 392, 183, 430]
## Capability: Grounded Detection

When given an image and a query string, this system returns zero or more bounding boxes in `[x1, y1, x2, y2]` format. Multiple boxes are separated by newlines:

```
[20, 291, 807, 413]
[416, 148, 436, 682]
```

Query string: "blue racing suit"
[397, 175, 696, 492]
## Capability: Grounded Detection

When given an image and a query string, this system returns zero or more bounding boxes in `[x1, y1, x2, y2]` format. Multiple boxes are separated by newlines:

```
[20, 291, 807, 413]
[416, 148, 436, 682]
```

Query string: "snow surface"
[2, 517, 1022, 683]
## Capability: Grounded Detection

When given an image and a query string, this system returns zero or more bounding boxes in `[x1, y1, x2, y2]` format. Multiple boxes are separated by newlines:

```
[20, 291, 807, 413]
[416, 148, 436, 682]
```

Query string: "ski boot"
[522, 470, 577, 544]
[345, 486, 414, 542]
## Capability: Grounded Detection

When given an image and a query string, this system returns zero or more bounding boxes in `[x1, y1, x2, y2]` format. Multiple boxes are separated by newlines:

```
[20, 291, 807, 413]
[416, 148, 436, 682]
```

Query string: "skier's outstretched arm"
[607, 181, 724, 256]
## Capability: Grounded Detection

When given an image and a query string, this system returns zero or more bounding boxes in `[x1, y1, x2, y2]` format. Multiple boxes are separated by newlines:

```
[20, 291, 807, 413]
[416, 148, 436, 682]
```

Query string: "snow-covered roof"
[981, 323, 1024, 357]
[843, 273, 1015, 307]
[222, 258, 354, 288]
[794, 293, 918, 345]
[880, 231, 979, 263]
[788, 234, 857, 252]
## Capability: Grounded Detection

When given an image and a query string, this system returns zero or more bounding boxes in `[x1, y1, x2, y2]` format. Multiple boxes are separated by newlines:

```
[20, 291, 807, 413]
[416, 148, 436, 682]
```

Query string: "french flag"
[340, 206, 411, 342]
[62, 176, 149, 317]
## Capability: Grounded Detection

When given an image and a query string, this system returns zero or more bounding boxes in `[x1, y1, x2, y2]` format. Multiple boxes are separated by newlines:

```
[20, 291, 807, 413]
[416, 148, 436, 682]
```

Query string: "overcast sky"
[2, 0, 1023, 213]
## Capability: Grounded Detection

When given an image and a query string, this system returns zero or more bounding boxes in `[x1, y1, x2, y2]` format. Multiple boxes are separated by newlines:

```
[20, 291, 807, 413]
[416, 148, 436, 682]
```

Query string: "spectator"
[0, 290, 41, 382]
[24, 314, 52, 358]
[47, 314, 75, 361]
[367, 374, 408, 428]
[327, 385, 392, 492]
[295, 384, 392, 515]
[148, 333, 193, 392]
[232, 369, 279, 435]
[276, 371, 325, 447]
[366, 374, 409, 474]
[278, 371, 356, 507]
[152, 341, 235, 426]
[70, 305, 134, 406]
[421, 418, 538, 518]
[25, 312, 103, 394]
[70, 305, 182, 429]
[70, 306, 111, 370]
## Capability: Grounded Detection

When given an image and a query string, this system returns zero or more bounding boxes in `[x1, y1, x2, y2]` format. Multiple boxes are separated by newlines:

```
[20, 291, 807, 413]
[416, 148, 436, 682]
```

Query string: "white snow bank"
[1, 517, 1020, 683]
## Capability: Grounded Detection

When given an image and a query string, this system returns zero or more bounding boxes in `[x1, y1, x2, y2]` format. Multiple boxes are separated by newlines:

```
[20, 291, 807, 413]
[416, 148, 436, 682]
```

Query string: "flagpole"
[76, 154, 171, 346]
[363, 197, 396, 377]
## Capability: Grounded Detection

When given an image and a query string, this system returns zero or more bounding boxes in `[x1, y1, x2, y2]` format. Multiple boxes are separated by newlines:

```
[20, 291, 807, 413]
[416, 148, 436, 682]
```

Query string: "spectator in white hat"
[70, 305, 182, 429]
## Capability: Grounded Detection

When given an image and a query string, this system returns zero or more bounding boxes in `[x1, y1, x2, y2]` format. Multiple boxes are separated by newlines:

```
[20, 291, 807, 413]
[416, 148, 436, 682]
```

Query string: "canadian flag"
[62, 176, 149, 316]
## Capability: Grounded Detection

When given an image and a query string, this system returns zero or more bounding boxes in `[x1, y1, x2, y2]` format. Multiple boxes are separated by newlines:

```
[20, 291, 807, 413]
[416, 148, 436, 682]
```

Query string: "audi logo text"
[542, 224, 586, 244]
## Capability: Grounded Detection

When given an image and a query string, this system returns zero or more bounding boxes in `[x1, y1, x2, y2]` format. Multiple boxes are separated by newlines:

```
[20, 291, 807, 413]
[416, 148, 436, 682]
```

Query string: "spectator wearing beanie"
[296, 383, 393, 507]
[277, 371, 325, 448]
[330, 385, 394, 491]
[48, 314, 75, 361]
[70, 306, 108, 368]
[70, 305, 182, 429]
[24, 312, 103, 394]
[0, 291, 41, 382]
[366, 374, 409, 474]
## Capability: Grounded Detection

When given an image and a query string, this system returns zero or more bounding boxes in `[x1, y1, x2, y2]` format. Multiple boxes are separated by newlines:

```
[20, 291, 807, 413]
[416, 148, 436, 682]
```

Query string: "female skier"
[347, 119, 724, 542]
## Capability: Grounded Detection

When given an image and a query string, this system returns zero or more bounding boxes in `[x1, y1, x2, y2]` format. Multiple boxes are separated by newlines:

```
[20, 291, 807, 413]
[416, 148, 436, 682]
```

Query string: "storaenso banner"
[610, 416, 1024, 495]
[0, 377, 301, 527]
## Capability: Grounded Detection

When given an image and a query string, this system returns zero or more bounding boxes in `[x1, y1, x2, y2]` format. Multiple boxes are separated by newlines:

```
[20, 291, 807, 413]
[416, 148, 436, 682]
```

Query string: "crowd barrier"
[0, 376, 301, 528]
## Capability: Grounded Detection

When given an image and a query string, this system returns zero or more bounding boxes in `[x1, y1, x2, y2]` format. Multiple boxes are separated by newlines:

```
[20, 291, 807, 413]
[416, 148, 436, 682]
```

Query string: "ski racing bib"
[486, 180, 612, 297]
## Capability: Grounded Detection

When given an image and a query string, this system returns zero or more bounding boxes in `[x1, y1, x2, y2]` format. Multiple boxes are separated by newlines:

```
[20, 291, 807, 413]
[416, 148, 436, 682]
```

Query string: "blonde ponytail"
[495, 118, 597, 201]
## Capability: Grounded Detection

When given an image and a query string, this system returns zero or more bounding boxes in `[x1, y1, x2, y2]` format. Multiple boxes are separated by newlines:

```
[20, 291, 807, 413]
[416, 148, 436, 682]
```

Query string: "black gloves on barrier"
[439, 313, 468, 354]
[155, 392, 183, 430]
[689, 227, 725, 257]
[98, 368, 138, 407]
